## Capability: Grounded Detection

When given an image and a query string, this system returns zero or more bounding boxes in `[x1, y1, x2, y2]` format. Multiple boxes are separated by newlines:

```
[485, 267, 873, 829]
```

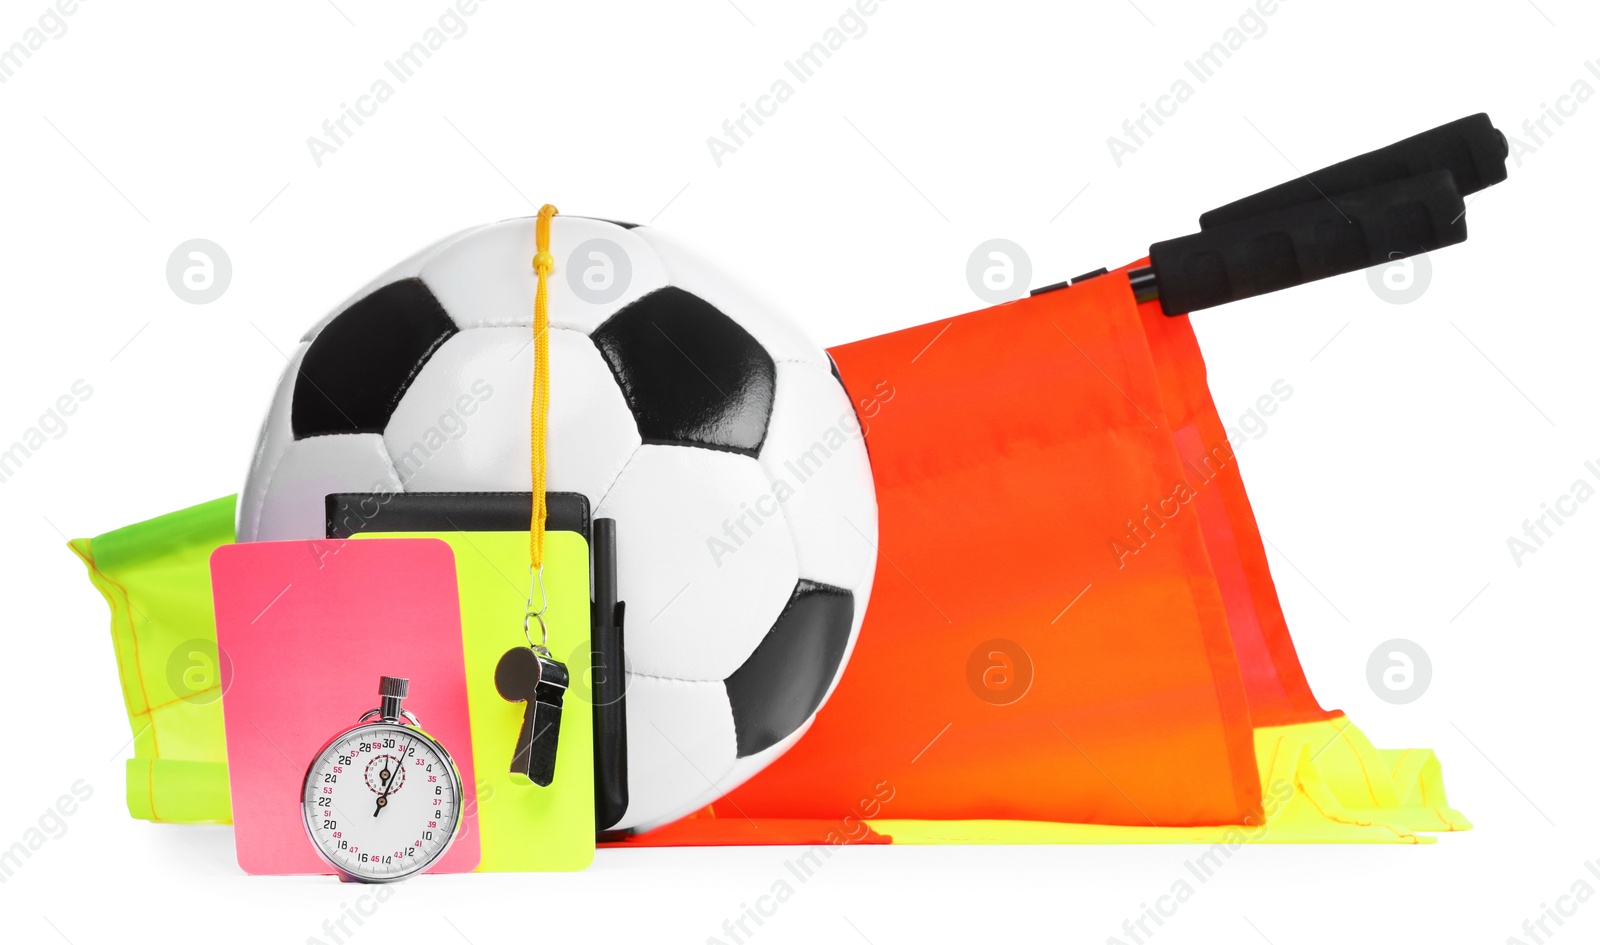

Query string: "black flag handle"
[1139, 113, 1508, 316]
[1037, 115, 1510, 316]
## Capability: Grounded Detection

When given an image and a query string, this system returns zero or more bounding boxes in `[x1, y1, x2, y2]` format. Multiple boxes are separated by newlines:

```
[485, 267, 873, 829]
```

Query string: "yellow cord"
[531, 204, 558, 572]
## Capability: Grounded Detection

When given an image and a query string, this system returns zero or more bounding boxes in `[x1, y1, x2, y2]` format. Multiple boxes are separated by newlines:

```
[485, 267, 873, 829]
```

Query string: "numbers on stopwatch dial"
[302, 722, 459, 879]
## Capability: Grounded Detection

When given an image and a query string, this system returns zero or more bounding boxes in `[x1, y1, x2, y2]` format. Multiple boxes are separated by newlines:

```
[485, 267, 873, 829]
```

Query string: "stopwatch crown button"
[379, 676, 410, 699]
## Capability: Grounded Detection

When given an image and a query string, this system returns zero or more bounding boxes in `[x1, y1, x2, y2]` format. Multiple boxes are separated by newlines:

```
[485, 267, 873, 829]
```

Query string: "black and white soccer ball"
[238, 216, 877, 831]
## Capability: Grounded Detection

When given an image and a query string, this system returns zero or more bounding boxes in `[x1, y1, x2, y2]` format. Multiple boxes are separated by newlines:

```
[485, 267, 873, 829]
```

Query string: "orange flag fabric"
[624, 261, 1340, 843]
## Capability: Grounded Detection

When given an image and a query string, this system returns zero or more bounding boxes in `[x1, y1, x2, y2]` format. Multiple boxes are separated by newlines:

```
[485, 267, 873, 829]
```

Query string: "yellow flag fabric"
[69, 495, 235, 824]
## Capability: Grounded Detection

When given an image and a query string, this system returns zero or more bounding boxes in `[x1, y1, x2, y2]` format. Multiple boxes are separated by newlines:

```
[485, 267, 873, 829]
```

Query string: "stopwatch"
[301, 676, 463, 882]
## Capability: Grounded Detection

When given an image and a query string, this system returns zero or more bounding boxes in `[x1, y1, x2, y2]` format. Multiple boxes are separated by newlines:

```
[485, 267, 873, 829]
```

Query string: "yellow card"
[355, 530, 594, 871]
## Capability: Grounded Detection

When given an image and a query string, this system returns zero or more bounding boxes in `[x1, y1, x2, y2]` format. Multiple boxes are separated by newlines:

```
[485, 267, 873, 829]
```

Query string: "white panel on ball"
[758, 360, 880, 593]
[251, 434, 403, 542]
[382, 327, 641, 506]
[595, 444, 800, 681]
[616, 674, 738, 831]
[420, 217, 669, 334]
[671, 717, 818, 827]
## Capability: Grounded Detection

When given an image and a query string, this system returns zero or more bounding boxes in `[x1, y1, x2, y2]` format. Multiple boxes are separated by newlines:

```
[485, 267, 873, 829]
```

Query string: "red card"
[211, 538, 480, 875]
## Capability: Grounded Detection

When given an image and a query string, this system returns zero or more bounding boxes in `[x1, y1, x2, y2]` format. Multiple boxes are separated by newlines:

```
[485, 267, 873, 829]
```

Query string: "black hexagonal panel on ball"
[589, 287, 776, 456]
[292, 278, 459, 439]
[725, 580, 855, 757]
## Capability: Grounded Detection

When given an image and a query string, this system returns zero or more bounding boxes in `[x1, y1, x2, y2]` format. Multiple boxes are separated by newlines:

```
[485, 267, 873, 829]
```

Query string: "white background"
[2, 0, 1596, 942]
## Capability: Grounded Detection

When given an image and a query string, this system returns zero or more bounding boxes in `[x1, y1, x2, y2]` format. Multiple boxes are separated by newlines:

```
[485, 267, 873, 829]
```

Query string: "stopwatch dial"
[302, 722, 461, 881]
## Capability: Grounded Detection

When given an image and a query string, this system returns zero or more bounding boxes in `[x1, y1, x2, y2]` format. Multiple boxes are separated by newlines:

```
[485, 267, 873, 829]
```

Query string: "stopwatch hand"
[372, 738, 413, 817]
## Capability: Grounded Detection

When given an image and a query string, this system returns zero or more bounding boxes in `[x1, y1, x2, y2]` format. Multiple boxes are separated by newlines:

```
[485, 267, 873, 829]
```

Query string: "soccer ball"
[237, 216, 878, 831]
